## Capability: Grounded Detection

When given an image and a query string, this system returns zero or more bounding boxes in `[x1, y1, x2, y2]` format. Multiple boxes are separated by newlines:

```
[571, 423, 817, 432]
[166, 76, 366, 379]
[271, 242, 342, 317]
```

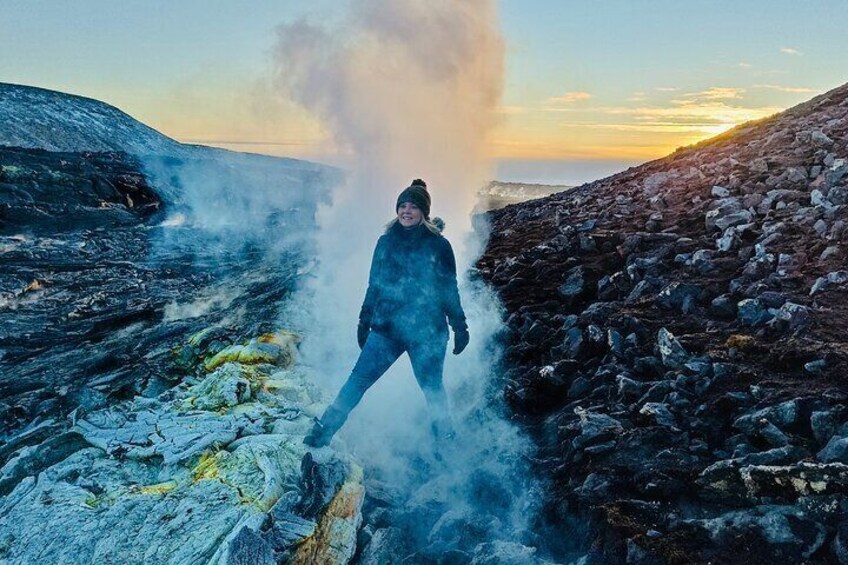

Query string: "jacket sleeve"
[438, 238, 468, 333]
[358, 237, 385, 326]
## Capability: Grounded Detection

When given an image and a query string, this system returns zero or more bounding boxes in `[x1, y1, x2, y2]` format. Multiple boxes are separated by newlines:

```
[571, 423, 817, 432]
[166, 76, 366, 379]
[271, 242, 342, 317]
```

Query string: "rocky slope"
[0, 84, 361, 563]
[0, 82, 334, 205]
[0, 327, 365, 564]
[0, 146, 333, 437]
[0, 83, 189, 156]
[0, 143, 362, 564]
[478, 82, 848, 563]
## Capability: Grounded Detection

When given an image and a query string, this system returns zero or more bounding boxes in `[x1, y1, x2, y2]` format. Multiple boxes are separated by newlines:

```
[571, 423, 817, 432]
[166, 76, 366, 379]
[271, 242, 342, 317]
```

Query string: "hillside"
[0, 83, 190, 156]
[478, 82, 848, 562]
[0, 85, 362, 563]
[0, 83, 336, 203]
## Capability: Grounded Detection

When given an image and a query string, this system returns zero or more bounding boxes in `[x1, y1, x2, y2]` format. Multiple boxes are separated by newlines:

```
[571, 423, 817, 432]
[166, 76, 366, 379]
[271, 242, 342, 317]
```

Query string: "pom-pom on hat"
[396, 178, 431, 219]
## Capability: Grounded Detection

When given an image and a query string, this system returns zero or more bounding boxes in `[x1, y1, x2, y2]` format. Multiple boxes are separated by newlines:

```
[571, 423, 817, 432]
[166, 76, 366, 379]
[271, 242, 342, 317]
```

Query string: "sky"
[2, 0, 847, 184]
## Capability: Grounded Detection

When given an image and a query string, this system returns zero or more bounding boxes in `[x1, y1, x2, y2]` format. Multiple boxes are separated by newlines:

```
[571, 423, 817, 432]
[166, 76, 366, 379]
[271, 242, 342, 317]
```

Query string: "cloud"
[737, 62, 753, 68]
[548, 91, 592, 104]
[753, 84, 816, 93]
[544, 100, 778, 126]
[492, 93, 783, 161]
[574, 122, 728, 133]
[539, 83, 776, 139]
[780, 47, 802, 56]
[681, 86, 745, 101]
[626, 90, 647, 103]
[585, 99, 781, 138]
[540, 106, 585, 113]
[655, 86, 679, 92]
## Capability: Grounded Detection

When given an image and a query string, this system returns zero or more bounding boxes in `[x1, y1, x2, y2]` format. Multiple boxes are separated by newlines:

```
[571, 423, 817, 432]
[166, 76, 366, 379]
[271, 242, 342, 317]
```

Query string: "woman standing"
[304, 179, 469, 448]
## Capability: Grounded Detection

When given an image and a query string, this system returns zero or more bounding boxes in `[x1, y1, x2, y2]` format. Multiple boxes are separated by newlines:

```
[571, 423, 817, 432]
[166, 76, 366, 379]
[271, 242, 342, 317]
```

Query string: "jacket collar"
[390, 221, 428, 240]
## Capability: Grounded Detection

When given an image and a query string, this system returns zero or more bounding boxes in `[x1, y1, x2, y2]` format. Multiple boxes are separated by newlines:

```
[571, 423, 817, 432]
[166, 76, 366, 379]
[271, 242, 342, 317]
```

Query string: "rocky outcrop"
[478, 82, 848, 562]
[0, 141, 358, 562]
[0, 328, 364, 564]
[0, 146, 329, 441]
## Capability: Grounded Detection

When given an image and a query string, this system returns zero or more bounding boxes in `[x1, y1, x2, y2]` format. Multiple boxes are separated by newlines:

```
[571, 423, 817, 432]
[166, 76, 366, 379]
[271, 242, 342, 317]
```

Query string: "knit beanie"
[395, 178, 431, 219]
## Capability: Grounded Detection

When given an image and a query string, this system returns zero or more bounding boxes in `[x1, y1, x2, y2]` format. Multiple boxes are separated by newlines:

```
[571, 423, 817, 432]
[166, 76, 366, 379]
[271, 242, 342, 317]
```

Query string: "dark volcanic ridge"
[0, 85, 339, 447]
[0, 82, 335, 183]
[478, 82, 848, 563]
[0, 82, 188, 156]
[0, 86, 363, 563]
[0, 146, 313, 438]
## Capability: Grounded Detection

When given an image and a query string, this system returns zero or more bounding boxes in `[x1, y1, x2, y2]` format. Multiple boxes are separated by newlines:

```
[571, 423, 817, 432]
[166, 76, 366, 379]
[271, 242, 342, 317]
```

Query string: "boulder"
[470, 541, 550, 565]
[819, 437, 848, 464]
[562, 327, 584, 359]
[568, 376, 591, 399]
[711, 185, 731, 198]
[811, 409, 844, 444]
[811, 130, 834, 146]
[705, 197, 743, 231]
[680, 505, 827, 561]
[657, 328, 689, 369]
[691, 249, 716, 273]
[710, 294, 737, 319]
[358, 527, 411, 565]
[656, 282, 702, 313]
[811, 270, 848, 295]
[737, 298, 774, 326]
[715, 210, 755, 231]
[557, 266, 587, 304]
[771, 302, 811, 330]
[639, 402, 678, 429]
[572, 408, 624, 450]
[805, 359, 827, 374]
[733, 400, 799, 433]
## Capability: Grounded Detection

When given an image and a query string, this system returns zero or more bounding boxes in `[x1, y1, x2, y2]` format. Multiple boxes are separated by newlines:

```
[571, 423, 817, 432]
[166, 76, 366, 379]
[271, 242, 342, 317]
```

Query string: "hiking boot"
[302, 406, 347, 448]
[303, 420, 333, 448]
[430, 418, 456, 442]
[430, 417, 458, 462]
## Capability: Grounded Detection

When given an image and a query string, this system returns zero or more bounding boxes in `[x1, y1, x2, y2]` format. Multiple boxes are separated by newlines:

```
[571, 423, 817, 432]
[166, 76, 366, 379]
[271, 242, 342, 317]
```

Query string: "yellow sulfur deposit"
[192, 451, 221, 482]
[203, 331, 301, 372]
[135, 481, 178, 495]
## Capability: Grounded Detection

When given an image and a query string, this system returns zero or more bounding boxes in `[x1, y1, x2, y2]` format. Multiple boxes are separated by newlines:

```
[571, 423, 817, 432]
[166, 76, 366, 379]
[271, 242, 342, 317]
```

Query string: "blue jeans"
[320, 331, 451, 436]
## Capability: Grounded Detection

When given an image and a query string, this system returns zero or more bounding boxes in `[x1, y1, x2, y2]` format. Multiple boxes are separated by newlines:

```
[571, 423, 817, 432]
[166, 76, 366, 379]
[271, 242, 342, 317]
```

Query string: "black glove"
[357, 322, 370, 349]
[452, 328, 469, 355]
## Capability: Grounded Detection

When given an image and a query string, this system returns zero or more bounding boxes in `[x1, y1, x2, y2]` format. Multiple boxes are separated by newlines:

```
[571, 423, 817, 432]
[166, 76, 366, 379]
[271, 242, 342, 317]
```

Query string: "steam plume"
[273, 0, 504, 244]
[272, 1, 545, 559]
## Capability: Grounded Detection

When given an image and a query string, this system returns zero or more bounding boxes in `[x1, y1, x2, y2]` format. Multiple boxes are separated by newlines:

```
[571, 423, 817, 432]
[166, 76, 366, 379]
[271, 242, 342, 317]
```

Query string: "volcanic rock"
[478, 81, 848, 563]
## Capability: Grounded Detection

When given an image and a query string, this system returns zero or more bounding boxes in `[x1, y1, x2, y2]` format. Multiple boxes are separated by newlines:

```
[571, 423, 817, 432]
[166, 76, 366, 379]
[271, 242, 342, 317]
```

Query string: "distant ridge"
[0, 82, 190, 156]
[0, 82, 328, 169]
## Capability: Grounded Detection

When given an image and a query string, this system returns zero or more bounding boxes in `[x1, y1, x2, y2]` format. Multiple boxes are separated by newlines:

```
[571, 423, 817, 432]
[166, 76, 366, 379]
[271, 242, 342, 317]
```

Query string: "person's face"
[397, 201, 424, 227]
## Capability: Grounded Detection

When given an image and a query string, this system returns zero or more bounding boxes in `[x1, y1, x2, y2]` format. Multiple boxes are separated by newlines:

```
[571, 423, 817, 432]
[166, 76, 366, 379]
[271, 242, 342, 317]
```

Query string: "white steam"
[272, 0, 503, 243]
[273, 0, 546, 559]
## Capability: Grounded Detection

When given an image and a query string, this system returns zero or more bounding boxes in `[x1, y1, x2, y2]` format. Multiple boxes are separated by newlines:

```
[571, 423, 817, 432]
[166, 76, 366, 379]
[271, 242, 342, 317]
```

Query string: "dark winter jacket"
[359, 221, 467, 343]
